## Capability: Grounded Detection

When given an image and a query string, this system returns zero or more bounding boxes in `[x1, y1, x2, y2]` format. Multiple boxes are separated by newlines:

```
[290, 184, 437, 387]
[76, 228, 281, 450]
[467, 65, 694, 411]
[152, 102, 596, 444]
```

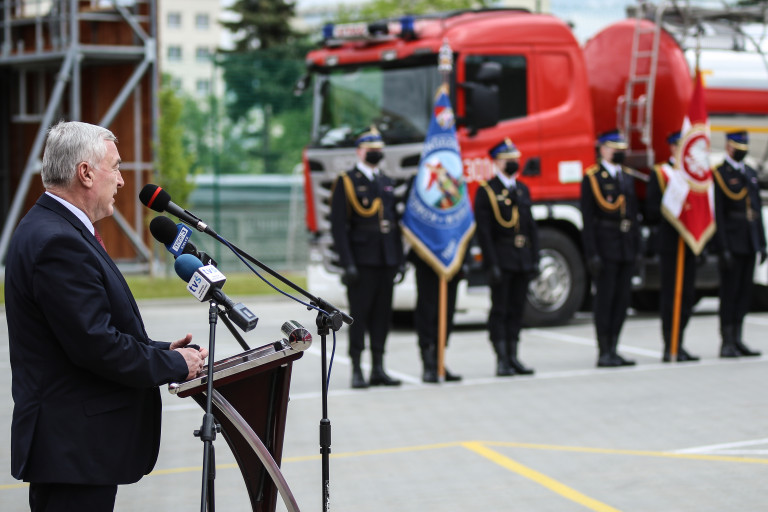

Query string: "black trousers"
[593, 260, 634, 339]
[659, 244, 697, 342]
[719, 252, 756, 328]
[30, 482, 118, 512]
[346, 264, 398, 358]
[488, 270, 529, 342]
[414, 256, 460, 351]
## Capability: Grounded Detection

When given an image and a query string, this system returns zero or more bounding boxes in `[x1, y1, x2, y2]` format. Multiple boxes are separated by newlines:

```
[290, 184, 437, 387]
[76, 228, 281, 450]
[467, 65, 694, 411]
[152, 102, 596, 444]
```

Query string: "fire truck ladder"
[621, 1, 669, 169]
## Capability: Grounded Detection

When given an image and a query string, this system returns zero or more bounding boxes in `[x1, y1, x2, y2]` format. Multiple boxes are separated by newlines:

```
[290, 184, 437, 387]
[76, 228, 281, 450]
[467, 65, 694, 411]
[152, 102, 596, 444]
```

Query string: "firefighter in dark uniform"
[474, 138, 538, 376]
[330, 127, 404, 388]
[646, 131, 700, 362]
[580, 130, 640, 367]
[713, 130, 765, 358]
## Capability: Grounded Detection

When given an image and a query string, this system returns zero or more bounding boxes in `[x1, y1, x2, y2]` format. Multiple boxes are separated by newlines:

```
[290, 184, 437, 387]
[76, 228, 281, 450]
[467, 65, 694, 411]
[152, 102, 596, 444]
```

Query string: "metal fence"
[186, 172, 309, 273]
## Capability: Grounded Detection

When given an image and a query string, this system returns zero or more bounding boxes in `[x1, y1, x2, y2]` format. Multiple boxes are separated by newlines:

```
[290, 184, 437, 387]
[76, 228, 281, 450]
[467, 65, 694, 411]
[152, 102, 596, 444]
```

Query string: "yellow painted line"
[462, 441, 621, 512]
[0, 482, 28, 490]
[710, 124, 768, 134]
[482, 441, 768, 465]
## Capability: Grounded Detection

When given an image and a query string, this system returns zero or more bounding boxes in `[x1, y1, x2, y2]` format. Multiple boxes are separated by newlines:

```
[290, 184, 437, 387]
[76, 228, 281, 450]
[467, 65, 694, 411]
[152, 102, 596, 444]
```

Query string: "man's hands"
[341, 265, 359, 286]
[171, 334, 208, 381]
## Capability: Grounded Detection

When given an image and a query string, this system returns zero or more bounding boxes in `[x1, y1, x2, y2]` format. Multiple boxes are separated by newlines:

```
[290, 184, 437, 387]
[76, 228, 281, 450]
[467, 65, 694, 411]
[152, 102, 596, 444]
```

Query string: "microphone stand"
[197, 301, 222, 512]
[197, 230, 348, 512]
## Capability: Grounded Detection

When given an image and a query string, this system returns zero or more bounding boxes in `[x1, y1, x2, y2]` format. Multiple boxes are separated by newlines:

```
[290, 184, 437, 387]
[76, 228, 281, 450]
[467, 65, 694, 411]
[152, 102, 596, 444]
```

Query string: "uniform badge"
[601, 171, 609, 178]
[606, 195, 614, 202]
[504, 199, 512, 206]
[514, 235, 526, 248]
[362, 198, 369, 207]
[501, 189, 509, 196]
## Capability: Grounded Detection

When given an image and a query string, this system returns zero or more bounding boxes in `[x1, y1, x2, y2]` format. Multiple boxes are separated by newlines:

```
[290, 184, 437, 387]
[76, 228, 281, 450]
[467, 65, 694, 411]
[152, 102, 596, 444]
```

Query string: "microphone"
[139, 184, 217, 236]
[149, 216, 218, 266]
[174, 254, 258, 332]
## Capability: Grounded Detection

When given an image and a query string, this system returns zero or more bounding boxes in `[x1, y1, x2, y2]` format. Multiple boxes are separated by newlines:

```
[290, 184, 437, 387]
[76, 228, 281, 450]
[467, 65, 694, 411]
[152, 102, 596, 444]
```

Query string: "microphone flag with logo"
[661, 66, 715, 256]
[401, 81, 475, 279]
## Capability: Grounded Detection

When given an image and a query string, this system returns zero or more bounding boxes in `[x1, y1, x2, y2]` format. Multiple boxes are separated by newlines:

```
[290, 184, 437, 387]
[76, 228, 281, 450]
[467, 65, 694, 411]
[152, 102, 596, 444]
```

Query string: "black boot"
[720, 325, 740, 358]
[734, 324, 761, 357]
[663, 331, 700, 362]
[421, 347, 438, 383]
[350, 353, 368, 389]
[443, 367, 462, 382]
[369, 353, 402, 386]
[492, 341, 515, 377]
[597, 334, 618, 367]
[611, 335, 635, 366]
[507, 339, 534, 375]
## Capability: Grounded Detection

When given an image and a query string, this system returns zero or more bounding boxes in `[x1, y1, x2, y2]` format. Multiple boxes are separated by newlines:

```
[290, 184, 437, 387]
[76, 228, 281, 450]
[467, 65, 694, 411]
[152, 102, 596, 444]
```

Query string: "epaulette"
[585, 164, 599, 176]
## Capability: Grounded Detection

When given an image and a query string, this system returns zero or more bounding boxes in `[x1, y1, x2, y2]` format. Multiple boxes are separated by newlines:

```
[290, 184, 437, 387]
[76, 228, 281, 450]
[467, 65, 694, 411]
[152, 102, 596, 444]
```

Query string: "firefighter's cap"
[356, 126, 385, 148]
[597, 129, 628, 150]
[726, 130, 748, 150]
[667, 131, 681, 145]
[489, 138, 521, 160]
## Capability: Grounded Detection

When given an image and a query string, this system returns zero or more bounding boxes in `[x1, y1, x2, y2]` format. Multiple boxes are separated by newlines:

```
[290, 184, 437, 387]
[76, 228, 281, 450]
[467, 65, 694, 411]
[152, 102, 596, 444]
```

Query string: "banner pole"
[670, 235, 685, 361]
[437, 276, 447, 380]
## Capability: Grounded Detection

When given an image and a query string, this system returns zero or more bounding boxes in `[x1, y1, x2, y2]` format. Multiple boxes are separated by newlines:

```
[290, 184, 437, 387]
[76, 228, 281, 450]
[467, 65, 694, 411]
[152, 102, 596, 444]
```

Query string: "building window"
[167, 46, 182, 62]
[196, 46, 211, 62]
[167, 12, 181, 28]
[170, 77, 183, 90]
[196, 79, 210, 96]
[195, 13, 210, 29]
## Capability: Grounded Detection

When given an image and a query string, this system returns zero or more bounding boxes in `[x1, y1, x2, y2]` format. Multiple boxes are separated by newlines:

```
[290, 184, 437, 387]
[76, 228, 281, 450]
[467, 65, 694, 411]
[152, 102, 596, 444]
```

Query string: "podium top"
[168, 320, 311, 397]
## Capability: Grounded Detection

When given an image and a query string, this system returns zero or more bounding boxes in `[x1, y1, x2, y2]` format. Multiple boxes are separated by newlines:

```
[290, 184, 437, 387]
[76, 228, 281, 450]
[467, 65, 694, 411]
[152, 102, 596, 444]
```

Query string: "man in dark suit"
[713, 130, 765, 358]
[581, 130, 641, 367]
[4, 121, 207, 512]
[330, 127, 404, 389]
[646, 131, 700, 362]
[474, 138, 538, 377]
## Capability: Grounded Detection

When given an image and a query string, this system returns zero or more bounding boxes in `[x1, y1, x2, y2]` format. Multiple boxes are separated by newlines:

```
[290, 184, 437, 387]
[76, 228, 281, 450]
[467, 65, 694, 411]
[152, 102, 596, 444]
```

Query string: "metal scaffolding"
[0, 0, 158, 269]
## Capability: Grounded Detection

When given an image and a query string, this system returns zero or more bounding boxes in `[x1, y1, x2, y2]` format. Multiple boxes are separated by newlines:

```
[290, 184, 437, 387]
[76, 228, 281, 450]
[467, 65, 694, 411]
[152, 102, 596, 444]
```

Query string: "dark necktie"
[94, 229, 106, 250]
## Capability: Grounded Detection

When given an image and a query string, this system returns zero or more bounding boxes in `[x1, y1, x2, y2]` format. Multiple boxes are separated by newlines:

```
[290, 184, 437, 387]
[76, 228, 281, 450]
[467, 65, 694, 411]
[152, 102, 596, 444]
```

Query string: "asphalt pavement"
[1, 294, 767, 512]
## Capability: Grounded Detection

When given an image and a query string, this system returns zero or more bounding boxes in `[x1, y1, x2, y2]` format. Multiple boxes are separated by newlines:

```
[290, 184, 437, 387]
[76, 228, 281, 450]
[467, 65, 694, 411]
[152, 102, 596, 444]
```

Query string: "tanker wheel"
[524, 228, 587, 326]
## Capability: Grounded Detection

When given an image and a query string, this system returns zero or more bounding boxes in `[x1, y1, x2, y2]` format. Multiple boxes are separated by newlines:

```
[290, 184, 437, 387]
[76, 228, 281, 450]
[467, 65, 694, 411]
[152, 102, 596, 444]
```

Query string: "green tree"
[157, 76, 197, 205]
[221, 0, 297, 51]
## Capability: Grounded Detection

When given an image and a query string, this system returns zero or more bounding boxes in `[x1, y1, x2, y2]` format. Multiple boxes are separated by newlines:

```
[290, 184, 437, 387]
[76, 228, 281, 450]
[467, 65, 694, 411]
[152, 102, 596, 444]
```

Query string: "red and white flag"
[661, 67, 715, 255]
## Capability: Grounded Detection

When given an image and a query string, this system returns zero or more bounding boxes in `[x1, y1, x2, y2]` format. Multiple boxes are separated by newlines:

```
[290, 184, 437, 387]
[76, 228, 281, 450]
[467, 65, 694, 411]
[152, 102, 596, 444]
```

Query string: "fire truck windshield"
[311, 62, 442, 148]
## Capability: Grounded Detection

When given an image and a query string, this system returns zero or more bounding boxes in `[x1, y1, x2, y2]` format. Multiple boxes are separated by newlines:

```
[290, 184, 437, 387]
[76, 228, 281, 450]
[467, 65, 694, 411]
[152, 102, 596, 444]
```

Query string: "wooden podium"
[169, 320, 311, 512]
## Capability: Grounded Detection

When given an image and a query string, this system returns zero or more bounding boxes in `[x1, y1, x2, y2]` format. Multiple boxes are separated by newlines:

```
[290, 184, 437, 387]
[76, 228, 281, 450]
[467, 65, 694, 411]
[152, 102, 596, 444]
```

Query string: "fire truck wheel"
[524, 228, 587, 326]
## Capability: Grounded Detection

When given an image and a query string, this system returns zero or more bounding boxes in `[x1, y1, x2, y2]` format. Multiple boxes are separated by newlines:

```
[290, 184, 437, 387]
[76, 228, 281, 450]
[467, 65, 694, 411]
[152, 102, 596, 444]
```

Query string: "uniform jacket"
[474, 176, 539, 272]
[330, 164, 403, 268]
[713, 160, 766, 255]
[580, 162, 641, 262]
[5, 194, 189, 484]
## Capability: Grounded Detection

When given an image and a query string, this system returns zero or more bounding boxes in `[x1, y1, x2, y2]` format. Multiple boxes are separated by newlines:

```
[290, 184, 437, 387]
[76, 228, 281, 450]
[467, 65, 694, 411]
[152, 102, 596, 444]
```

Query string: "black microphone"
[149, 216, 218, 266]
[139, 184, 217, 236]
[174, 254, 258, 332]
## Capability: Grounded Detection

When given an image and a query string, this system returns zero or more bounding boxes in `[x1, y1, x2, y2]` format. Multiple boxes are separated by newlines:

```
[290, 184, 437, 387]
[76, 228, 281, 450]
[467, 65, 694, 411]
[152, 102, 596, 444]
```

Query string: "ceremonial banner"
[401, 83, 475, 279]
[662, 67, 715, 255]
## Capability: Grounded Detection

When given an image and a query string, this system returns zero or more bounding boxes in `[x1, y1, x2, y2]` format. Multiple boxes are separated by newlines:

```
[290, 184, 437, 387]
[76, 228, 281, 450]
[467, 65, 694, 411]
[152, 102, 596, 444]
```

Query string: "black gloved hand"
[588, 255, 602, 278]
[527, 260, 541, 281]
[341, 265, 359, 286]
[488, 265, 503, 286]
[719, 251, 733, 271]
[394, 263, 407, 284]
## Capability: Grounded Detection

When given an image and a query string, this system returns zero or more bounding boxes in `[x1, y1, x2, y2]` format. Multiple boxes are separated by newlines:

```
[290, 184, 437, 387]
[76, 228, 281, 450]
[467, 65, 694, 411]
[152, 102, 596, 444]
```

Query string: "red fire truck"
[298, 7, 768, 325]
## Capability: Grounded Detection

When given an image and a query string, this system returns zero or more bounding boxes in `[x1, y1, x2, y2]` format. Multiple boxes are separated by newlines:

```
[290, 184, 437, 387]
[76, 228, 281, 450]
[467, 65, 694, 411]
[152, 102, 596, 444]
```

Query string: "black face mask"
[611, 151, 626, 165]
[365, 150, 384, 165]
[732, 149, 747, 162]
[503, 161, 520, 176]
